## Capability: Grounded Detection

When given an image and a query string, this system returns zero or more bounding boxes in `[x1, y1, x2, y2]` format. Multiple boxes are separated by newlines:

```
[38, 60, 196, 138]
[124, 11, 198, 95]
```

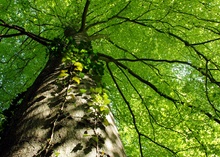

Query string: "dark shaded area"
[0, 91, 26, 135]
[72, 143, 83, 152]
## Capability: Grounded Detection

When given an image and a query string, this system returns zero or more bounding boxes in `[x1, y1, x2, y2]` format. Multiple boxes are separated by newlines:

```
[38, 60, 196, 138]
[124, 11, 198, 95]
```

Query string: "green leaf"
[79, 89, 87, 94]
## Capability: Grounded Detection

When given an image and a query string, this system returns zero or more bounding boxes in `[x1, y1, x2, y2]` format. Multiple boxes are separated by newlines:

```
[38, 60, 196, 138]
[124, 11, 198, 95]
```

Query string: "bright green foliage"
[1, 0, 220, 156]
[88, 87, 111, 124]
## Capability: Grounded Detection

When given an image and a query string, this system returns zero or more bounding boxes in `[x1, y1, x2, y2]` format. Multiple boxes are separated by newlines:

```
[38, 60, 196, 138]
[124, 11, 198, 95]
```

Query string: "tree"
[1, 0, 220, 156]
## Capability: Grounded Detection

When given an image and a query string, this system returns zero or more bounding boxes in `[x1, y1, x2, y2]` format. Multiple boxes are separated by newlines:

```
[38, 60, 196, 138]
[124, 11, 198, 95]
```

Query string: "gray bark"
[0, 54, 126, 157]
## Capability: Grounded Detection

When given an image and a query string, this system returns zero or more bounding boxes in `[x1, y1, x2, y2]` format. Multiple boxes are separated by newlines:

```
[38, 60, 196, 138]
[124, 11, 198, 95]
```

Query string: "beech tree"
[1, 0, 220, 156]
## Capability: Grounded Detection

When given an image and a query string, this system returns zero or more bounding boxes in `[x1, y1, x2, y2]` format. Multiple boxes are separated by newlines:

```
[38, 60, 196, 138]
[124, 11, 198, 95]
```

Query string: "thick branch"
[79, 0, 90, 32]
[0, 19, 52, 46]
[99, 53, 179, 103]
[115, 57, 220, 86]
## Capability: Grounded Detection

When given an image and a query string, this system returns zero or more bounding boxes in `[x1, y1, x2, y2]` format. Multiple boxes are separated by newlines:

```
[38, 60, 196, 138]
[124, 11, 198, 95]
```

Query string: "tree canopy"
[1, 0, 220, 156]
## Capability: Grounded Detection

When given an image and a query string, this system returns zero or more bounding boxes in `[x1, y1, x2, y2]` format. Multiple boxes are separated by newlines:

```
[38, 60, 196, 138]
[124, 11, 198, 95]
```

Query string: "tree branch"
[0, 19, 52, 46]
[107, 62, 177, 155]
[106, 63, 144, 157]
[85, 1, 131, 31]
[99, 53, 180, 103]
[79, 0, 90, 32]
[100, 53, 220, 125]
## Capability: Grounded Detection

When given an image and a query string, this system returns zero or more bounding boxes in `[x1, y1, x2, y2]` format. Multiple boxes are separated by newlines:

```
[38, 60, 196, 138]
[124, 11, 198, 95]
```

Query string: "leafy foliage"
[1, 0, 220, 156]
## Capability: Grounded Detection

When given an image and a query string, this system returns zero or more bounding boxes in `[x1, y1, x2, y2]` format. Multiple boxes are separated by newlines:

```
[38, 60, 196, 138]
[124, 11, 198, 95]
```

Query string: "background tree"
[1, 0, 220, 156]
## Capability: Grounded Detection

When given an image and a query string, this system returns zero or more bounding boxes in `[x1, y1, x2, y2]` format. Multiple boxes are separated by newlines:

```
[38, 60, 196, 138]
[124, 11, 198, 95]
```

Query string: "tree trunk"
[0, 52, 126, 157]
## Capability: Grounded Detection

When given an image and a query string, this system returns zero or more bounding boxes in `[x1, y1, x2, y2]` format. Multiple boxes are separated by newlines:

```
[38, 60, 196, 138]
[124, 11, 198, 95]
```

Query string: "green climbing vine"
[88, 87, 110, 125]
[80, 86, 111, 156]
[61, 44, 104, 75]
[52, 36, 111, 156]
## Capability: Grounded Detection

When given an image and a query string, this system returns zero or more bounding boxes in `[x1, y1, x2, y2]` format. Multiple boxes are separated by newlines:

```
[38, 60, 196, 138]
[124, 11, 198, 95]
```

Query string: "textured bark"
[0, 54, 126, 157]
